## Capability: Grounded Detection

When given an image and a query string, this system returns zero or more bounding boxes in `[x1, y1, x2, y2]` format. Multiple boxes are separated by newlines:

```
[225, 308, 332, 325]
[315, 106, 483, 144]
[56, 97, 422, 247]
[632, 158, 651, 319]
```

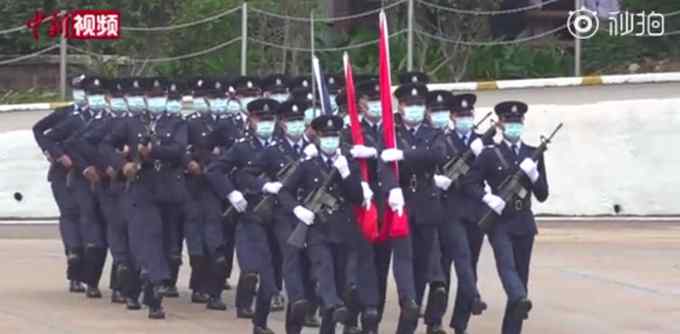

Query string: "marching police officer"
[463, 101, 549, 334]
[206, 98, 281, 334]
[424, 91, 489, 334]
[278, 114, 368, 334]
[380, 81, 448, 334]
[102, 77, 189, 319]
[183, 78, 230, 310]
[33, 74, 92, 294]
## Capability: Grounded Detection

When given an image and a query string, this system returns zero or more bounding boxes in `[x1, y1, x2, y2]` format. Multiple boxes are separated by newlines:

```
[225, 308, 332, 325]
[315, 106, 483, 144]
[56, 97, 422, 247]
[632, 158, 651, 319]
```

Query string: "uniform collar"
[286, 137, 305, 148]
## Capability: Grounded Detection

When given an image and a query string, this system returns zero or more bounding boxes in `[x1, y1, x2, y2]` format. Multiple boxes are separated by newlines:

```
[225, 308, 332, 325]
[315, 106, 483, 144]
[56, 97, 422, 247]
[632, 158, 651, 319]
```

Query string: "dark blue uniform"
[463, 140, 549, 334]
[427, 128, 489, 332]
[205, 135, 279, 329]
[277, 150, 365, 334]
[382, 122, 448, 334]
[102, 112, 188, 313]
[183, 111, 238, 303]
[33, 105, 103, 288]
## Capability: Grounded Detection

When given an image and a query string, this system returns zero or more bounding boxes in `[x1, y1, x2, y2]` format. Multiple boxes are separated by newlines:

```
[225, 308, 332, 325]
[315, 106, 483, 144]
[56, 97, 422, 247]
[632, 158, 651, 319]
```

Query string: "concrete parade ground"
[0, 220, 678, 334]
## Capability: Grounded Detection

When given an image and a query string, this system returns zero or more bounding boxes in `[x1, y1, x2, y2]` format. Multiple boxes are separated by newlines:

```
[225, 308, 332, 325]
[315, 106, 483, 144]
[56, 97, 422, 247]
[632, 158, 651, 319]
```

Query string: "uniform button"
[247, 161, 252, 165]
[314, 178, 318, 183]
[411, 146, 416, 149]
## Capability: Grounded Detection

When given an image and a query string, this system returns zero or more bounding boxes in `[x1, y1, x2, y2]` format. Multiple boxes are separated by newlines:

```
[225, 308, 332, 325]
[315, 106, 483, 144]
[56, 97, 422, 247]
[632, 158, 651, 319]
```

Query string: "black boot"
[86, 286, 102, 298]
[111, 289, 126, 303]
[471, 297, 487, 315]
[207, 295, 227, 311]
[511, 297, 532, 320]
[126, 297, 141, 310]
[332, 305, 349, 325]
[289, 299, 308, 327]
[192, 291, 210, 304]
[236, 273, 258, 318]
[146, 284, 165, 319]
[427, 324, 448, 334]
[69, 280, 86, 293]
[163, 285, 180, 298]
[270, 292, 285, 312]
[252, 326, 274, 334]
[303, 306, 321, 328]
[361, 307, 379, 334]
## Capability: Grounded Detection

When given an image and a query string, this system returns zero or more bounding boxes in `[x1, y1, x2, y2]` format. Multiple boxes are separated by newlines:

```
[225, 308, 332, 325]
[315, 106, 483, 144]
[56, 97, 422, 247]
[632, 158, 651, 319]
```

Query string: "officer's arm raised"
[532, 153, 549, 202]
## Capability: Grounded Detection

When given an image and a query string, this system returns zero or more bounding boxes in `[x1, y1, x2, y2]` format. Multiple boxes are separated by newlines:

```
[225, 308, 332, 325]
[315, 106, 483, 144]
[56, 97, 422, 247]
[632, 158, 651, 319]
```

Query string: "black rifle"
[441, 112, 495, 183]
[287, 168, 340, 249]
[477, 123, 563, 232]
[125, 118, 156, 191]
[251, 159, 299, 221]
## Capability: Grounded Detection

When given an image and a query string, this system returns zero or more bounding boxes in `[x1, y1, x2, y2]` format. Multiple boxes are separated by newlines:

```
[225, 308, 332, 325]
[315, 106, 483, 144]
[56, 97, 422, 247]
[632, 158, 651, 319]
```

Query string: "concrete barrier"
[1, 72, 679, 218]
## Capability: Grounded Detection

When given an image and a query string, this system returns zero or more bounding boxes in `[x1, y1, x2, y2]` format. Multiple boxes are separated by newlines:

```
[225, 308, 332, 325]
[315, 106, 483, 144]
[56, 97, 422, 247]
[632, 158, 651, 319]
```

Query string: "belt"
[511, 196, 531, 211]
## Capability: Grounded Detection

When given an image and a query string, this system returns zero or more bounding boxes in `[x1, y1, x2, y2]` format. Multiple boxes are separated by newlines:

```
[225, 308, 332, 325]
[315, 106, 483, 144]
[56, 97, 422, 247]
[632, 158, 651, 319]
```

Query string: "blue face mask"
[226, 100, 241, 115]
[304, 108, 320, 126]
[455, 116, 475, 134]
[366, 101, 382, 119]
[87, 94, 108, 111]
[285, 120, 306, 140]
[209, 98, 228, 113]
[319, 136, 340, 156]
[73, 89, 86, 106]
[166, 100, 182, 114]
[504, 122, 524, 142]
[147, 97, 167, 115]
[403, 105, 425, 125]
[271, 94, 289, 103]
[256, 120, 276, 139]
[193, 98, 209, 114]
[126, 96, 146, 113]
[109, 97, 128, 114]
[430, 111, 450, 129]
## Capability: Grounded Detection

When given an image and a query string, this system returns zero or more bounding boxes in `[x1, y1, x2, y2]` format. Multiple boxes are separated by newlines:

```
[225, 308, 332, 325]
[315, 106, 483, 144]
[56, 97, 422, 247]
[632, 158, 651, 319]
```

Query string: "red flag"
[378, 11, 409, 240]
[344, 52, 379, 243]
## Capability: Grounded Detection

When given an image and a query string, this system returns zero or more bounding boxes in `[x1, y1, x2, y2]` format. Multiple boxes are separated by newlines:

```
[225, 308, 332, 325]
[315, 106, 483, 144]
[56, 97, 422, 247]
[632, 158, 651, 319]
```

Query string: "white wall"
[1, 82, 679, 218]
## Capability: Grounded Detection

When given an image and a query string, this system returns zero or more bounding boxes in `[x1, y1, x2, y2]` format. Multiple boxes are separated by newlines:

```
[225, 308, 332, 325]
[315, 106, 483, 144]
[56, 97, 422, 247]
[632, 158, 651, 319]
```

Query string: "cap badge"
[411, 88, 417, 96]
[327, 119, 333, 127]
[462, 100, 468, 108]
[511, 105, 518, 113]
[292, 105, 298, 112]
[247, 81, 253, 88]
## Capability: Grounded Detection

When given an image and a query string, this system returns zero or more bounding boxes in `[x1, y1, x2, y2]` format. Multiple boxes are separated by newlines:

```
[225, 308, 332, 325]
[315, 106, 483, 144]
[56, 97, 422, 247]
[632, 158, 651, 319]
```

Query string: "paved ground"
[0, 220, 679, 334]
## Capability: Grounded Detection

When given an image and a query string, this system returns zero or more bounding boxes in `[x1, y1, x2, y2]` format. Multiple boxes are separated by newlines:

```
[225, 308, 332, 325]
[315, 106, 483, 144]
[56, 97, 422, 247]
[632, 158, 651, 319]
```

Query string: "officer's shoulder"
[186, 112, 201, 120]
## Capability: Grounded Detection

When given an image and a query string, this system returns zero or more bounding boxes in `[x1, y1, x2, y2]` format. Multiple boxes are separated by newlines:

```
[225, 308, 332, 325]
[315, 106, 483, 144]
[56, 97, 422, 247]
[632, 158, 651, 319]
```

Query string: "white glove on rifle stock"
[227, 190, 248, 213]
[433, 174, 452, 191]
[293, 205, 315, 226]
[483, 193, 506, 215]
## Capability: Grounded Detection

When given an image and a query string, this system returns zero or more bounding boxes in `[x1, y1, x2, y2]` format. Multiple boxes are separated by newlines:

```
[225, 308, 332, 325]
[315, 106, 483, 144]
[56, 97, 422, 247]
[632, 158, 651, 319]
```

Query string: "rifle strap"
[493, 146, 511, 170]
[444, 132, 460, 157]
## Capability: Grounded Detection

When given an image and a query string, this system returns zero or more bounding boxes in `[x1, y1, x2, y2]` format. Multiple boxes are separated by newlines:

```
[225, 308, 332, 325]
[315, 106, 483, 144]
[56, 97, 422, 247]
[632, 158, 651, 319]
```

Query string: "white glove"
[388, 188, 405, 216]
[262, 181, 283, 195]
[483, 193, 506, 215]
[519, 158, 540, 183]
[293, 205, 315, 226]
[470, 138, 484, 157]
[360, 182, 374, 209]
[303, 143, 318, 159]
[350, 145, 377, 159]
[227, 190, 248, 213]
[381, 148, 404, 162]
[333, 154, 351, 179]
[433, 174, 452, 191]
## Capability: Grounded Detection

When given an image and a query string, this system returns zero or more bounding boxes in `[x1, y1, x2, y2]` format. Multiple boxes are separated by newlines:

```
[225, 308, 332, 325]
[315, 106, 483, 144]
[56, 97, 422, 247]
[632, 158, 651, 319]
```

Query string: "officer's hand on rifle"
[360, 182, 374, 209]
[381, 148, 404, 162]
[350, 145, 377, 159]
[187, 160, 202, 176]
[519, 158, 540, 183]
[388, 188, 405, 216]
[138, 143, 152, 160]
[118, 145, 130, 159]
[105, 166, 116, 179]
[82, 166, 100, 184]
[303, 143, 318, 159]
[262, 182, 283, 195]
[332, 154, 351, 179]
[470, 138, 485, 157]
[57, 154, 73, 169]
[483, 193, 506, 215]
[293, 205, 315, 226]
[433, 174, 453, 191]
[227, 190, 248, 213]
[122, 162, 138, 178]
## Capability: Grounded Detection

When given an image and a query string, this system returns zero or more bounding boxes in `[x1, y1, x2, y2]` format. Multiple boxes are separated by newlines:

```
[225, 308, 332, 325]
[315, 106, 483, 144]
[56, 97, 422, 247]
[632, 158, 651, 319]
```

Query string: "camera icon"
[567, 7, 600, 40]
